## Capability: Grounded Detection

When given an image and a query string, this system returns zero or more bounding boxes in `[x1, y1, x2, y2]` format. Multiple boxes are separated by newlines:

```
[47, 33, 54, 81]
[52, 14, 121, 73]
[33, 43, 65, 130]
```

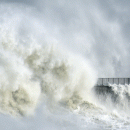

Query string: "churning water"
[0, 0, 130, 130]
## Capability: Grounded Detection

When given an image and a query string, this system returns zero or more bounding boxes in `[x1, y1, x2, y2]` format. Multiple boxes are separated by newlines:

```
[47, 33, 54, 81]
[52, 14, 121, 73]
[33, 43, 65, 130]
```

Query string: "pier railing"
[97, 78, 130, 86]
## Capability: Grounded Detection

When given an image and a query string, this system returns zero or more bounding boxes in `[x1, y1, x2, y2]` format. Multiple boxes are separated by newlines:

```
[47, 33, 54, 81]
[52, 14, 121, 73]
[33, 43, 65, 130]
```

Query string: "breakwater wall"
[97, 78, 130, 86]
[94, 78, 130, 103]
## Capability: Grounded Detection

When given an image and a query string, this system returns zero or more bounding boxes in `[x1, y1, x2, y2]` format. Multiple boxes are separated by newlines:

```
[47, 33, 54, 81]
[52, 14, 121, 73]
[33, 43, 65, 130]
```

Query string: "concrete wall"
[97, 78, 130, 86]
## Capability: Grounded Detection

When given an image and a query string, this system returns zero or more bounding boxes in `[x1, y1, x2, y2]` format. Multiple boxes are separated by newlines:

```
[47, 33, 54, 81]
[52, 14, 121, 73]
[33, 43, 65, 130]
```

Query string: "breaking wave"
[1, 2, 130, 130]
[0, 21, 97, 116]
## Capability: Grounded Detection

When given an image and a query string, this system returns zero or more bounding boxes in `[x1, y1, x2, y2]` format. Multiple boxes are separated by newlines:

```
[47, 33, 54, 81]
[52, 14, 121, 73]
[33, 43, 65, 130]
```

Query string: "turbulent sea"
[0, 0, 130, 130]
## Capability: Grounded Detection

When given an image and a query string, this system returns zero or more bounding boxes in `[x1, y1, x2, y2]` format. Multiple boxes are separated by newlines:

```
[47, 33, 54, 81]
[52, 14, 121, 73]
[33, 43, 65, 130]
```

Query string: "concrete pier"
[96, 78, 130, 86]
[94, 78, 130, 103]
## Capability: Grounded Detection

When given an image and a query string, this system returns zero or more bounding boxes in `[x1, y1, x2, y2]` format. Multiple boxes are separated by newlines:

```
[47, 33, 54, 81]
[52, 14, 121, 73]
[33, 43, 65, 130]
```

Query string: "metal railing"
[97, 78, 130, 86]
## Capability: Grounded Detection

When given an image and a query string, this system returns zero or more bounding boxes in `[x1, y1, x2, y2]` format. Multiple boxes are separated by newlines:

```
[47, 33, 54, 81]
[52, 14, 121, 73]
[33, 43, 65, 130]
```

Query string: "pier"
[94, 78, 130, 103]
[96, 78, 130, 86]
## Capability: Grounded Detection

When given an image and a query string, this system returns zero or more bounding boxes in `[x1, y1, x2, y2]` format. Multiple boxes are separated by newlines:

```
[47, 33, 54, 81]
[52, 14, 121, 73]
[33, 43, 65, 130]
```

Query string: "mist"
[0, 0, 130, 77]
[0, 0, 130, 130]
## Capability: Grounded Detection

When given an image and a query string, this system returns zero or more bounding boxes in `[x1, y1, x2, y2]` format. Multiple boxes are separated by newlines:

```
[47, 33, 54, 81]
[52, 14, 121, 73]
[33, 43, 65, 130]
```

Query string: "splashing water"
[0, 1, 130, 130]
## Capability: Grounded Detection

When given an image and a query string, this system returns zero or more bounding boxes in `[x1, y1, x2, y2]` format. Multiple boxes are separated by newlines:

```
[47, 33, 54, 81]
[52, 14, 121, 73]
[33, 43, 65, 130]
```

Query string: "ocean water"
[0, 0, 130, 130]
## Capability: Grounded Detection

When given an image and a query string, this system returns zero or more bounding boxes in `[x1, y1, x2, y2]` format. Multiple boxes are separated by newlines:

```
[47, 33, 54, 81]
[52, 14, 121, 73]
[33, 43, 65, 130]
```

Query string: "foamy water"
[0, 0, 130, 130]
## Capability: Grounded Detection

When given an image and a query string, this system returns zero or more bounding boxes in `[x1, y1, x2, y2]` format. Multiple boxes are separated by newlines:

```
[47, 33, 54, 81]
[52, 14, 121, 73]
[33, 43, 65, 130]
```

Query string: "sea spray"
[0, 48, 41, 116]
[93, 83, 130, 119]
[0, 37, 97, 116]
[0, 7, 97, 115]
[0, 1, 130, 129]
[110, 84, 130, 115]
